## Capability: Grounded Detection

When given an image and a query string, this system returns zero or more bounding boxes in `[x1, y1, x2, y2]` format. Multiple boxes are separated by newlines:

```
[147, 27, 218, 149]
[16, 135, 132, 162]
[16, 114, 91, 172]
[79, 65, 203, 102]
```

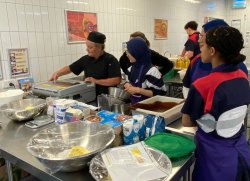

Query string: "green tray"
[144, 132, 195, 159]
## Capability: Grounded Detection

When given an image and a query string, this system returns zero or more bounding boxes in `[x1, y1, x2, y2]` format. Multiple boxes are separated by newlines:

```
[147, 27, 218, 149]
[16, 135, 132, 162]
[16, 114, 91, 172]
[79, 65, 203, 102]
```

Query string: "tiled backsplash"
[0, 0, 233, 86]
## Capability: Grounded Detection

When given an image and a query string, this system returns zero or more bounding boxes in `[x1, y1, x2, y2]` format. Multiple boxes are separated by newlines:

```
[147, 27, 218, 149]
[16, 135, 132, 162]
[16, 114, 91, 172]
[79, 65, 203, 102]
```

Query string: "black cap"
[87, 31, 106, 44]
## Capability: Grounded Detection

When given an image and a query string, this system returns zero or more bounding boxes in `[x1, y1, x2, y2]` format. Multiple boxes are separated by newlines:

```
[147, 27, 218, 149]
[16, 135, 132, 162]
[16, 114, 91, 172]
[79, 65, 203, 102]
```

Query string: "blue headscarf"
[203, 19, 228, 32]
[126, 37, 152, 85]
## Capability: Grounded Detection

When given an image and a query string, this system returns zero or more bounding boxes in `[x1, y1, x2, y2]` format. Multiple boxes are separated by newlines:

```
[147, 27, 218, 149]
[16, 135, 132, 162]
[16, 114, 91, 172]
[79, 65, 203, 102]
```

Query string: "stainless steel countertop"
[0, 113, 194, 181]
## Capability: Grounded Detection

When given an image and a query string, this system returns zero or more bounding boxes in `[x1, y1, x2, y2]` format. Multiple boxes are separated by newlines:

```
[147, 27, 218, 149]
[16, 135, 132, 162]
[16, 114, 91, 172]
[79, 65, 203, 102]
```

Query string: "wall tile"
[0, 3, 9, 31]
[48, 7, 57, 32]
[33, 6, 43, 32]
[27, 32, 37, 58]
[55, 8, 64, 33]
[32, 0, 39, 5]
[15, 0, 23, 4]
[1, 32, 11, 61]
[16, 4, 27, 31]
[25, 5, 35, 31]
[36, 32, 45, 57]
[5, 0, 15, 3]
[7, 3, 18, 31]
[54, 0, 62, 8]
[19, 32, 29, 48]
[43, 32, 52, 56]
[38, 57, 47, 81]
[40, 0, 47, 7]
[30, 57, 40, 82]
[52, 55, 60, 72]
[51, 32, 58, 56]
[10, 32, 20, 48]
[57, 32, 65, 56]
[46, 56, 53, 78]
[48, 0, 54, 7]
[41, 7, 49, 32]
[2, 60, 11, 79]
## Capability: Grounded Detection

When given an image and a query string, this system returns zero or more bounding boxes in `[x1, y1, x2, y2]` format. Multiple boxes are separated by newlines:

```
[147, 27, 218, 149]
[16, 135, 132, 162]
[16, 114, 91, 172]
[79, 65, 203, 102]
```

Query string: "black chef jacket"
[69, 52, 121, 96]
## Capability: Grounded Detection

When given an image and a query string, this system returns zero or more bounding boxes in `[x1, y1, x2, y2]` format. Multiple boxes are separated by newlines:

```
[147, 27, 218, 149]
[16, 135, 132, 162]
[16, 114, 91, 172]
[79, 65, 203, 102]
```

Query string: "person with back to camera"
[49, 31, 121, 96]
[182, 19, 249, 99]
[181, 21, 200, 60]
[181, 26, 250, 181]
[119, 31, 173, 76]
[124, 37, 167, 104]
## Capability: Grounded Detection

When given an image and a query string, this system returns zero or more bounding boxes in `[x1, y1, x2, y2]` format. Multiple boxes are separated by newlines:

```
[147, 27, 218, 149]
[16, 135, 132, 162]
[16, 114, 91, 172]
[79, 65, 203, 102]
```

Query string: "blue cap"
[203, 19, 229, 33]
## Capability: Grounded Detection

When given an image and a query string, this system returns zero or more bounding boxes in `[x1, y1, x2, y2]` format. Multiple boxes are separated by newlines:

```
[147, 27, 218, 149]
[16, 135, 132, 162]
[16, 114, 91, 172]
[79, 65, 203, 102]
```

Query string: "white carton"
[132, 95, 184, 125]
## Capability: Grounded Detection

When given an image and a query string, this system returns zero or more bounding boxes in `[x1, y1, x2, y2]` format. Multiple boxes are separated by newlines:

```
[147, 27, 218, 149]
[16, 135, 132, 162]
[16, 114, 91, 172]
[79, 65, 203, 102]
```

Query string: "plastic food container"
[131, 95, 184, 125]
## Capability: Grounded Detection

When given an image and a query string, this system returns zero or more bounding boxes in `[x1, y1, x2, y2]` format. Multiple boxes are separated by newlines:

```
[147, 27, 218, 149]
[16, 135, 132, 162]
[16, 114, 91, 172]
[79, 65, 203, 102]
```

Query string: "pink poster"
[65, 10, 97, 43]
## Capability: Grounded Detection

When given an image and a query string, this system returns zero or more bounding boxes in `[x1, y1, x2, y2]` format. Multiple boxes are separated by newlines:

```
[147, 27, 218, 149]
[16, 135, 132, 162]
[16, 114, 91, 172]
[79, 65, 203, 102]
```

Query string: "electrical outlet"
[2, 79, 18, 89]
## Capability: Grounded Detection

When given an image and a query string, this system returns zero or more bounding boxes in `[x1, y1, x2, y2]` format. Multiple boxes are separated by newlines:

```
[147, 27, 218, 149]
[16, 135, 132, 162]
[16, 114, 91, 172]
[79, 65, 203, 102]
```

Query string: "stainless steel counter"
[0, 114, 194, 181]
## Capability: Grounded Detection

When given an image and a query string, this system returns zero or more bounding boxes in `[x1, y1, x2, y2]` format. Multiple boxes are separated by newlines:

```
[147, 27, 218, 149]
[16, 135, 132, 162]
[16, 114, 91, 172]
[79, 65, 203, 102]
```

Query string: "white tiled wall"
[0, 0, 229, 86]
[226, 0, 250, 67]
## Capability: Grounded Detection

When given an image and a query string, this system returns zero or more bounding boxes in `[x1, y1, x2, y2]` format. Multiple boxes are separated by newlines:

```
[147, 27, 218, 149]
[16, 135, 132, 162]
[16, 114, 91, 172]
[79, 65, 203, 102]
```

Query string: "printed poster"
[65, 10, 98, 43]
[8, 48, 29, 77]
[154, 19, 168, 39]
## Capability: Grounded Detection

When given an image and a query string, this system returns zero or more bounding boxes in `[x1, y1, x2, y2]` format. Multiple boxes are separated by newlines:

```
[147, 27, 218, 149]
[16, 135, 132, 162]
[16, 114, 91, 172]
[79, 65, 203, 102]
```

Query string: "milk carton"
[132, 114, 146, 141]
[123, 118, 140, 145]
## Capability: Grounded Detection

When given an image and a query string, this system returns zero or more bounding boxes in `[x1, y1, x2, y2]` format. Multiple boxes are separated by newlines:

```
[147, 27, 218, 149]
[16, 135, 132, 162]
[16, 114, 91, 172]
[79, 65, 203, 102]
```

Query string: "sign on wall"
[231, 19, 241, 32]
[65, 10, 98, 44]
[154, 19, 168, 40]
[8, 48, 30, 78]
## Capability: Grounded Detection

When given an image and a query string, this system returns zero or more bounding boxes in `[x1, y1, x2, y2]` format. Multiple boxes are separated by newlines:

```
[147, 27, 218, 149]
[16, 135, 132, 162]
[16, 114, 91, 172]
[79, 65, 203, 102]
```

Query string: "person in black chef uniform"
[49, 31, 121, 96]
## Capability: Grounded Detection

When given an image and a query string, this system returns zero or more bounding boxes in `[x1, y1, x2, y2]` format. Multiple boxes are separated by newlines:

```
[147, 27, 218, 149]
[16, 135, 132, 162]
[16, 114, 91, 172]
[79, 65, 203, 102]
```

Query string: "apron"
[130, 65, 148, 104]
[193, 106, 250, 181]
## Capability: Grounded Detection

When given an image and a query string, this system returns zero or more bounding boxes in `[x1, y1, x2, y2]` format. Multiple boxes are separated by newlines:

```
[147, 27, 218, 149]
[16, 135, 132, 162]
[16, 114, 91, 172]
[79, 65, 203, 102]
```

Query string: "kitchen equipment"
[27, 122, 115, 172]
[0, 98, 46, 121]
[25, 115, 54, 129]
[0, 89, 24, 106]
[32, 78, 96, 103]
[108, 87, 130, 102]
[130, 95, 184, 125]
[111, 103, 130, 115]
[89, 145, 172, 181]
[97, 94, 124, 111]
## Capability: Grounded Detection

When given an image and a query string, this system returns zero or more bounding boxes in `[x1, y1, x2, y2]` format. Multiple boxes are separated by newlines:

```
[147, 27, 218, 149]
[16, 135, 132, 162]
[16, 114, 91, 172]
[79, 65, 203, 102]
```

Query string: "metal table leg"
[6, 160, 14, 181]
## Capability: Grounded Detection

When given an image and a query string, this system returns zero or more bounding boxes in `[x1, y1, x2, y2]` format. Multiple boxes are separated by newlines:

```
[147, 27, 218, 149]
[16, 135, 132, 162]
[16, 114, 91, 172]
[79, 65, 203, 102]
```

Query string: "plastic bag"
[145, 115, 165, 138]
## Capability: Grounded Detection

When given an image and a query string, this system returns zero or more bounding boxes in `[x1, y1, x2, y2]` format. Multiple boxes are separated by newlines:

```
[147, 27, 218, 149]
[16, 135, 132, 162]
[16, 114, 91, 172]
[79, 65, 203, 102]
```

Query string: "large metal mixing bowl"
[0, 98, 46, 121]
[27, 122, 115, 172]
[89, 145, 172, 180]
[108, 87, 130, 101]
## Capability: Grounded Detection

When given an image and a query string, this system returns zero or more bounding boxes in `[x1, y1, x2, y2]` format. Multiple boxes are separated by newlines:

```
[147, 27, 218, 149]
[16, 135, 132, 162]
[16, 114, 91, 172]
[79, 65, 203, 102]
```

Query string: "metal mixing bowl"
[0, 98, 46, 121]
[27, 122, 115, 172]
[89, 146, 172, 180]
[108, 87, 130, 101]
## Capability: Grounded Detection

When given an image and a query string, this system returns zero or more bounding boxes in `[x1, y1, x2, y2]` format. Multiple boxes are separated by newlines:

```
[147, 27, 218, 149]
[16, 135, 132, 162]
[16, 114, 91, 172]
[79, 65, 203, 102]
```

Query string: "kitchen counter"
[0, 114, 194, 181]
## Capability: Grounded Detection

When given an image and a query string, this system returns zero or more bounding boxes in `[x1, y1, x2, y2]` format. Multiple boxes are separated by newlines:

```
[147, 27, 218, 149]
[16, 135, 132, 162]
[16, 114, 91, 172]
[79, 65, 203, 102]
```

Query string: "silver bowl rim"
[0, 98, 46, 111]
[27, 122, 116, 161]
[89, 145, 172, 180]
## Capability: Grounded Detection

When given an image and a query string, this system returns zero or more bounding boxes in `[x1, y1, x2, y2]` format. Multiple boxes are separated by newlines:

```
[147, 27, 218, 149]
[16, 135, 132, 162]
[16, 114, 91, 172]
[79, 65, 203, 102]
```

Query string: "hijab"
[126, 37, 152, 85]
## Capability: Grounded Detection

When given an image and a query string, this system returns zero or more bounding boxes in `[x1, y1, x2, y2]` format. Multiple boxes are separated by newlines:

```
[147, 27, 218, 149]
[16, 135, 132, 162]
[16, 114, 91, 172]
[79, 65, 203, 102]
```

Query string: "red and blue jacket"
[182, 64, 250, 136]
[184, 32, 200, 60]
